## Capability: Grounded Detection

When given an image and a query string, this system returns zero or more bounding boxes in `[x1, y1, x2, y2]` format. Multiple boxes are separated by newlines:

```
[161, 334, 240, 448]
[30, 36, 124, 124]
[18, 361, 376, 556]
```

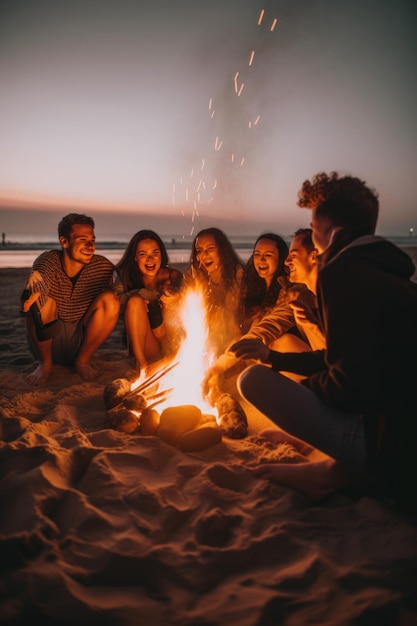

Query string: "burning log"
[216, 394, 248, 439]
[103, 378, 132, 410]
[107, 408, 140, 434]
[140, 408, 160, 435]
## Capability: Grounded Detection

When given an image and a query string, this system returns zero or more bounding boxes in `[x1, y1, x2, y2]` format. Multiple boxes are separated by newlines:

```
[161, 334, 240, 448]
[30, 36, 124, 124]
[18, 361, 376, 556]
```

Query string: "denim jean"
[238, 364, 368, 475]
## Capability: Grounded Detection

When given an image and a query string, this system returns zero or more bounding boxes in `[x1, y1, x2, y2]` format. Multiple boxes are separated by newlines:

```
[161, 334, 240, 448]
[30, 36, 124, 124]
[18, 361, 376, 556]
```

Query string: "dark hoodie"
[269, 235, 417, 509]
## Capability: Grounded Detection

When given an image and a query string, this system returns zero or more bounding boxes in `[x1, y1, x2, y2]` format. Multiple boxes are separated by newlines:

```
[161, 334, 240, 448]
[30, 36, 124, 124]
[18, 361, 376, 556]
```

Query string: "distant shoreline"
[1, 238, 417, 279]
[1, 234, 417, 251]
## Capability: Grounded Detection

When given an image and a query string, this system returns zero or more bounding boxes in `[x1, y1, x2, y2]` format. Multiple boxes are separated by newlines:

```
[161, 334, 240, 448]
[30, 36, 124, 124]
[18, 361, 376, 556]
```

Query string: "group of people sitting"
[20, 171, 417, 512]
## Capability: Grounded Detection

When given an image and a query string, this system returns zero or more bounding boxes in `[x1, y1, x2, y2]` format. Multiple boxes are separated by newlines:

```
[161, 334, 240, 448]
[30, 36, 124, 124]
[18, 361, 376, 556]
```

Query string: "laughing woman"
[203, 233, 314, 402]
[186, 227, 245, 358]
[115, 230, 184, 374]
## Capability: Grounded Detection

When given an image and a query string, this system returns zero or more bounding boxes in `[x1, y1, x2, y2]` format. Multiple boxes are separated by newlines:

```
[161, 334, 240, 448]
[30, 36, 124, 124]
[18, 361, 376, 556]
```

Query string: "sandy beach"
[1, 259, 417, 626]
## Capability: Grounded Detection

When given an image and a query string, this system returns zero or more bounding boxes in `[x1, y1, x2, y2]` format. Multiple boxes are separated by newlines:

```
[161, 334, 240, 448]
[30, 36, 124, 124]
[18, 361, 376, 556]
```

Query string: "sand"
[1, 263, 417, 626]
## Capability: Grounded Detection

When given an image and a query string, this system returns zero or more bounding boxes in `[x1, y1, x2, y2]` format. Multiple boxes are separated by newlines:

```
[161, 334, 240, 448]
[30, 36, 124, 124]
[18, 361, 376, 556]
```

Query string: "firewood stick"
[107, 360, 178, 413]
[147, 388, 174, 410]
[134, 360, 179, 395]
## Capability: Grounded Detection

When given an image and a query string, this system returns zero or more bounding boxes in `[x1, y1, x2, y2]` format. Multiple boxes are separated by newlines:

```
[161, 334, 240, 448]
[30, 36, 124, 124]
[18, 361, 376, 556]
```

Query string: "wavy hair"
[115, 229, 169, 291]
[189, 227, 244, 291]
[242, 233, 289, 311]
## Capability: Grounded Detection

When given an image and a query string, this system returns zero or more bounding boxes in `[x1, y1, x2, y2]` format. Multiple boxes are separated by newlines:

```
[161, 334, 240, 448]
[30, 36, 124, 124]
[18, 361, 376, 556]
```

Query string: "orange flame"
[158, 288, 215, 415]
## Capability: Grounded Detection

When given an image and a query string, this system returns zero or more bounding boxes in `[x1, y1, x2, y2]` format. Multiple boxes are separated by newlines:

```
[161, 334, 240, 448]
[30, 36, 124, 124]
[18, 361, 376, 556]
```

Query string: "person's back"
[314, 235, 417, 505]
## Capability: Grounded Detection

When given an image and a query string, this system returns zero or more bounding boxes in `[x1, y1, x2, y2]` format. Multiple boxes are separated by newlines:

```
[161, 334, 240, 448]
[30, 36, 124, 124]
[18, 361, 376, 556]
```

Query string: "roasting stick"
[134, 360, 179, 395]
[109, 360, 180, 413]
[147, 389, 174, 410]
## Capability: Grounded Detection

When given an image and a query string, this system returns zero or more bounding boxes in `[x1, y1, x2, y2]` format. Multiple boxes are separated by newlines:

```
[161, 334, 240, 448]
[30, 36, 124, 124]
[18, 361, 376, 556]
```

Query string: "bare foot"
[253, 458, 349, 502]
[27, 363, 52, 386]
[259, 428, 314, 456]
[75, 362, 97, 381]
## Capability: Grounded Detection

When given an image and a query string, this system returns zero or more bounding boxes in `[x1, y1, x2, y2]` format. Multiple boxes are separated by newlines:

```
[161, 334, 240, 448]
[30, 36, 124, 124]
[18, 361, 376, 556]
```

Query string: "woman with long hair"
[187, 227, 245, 358]
[203, 232, 313, 403]
[115, 230, 184, 373]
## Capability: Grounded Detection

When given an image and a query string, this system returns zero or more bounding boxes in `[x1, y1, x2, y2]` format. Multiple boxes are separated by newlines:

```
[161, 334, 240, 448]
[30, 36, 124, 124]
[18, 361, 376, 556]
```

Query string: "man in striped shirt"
[21, 213, 120, 386]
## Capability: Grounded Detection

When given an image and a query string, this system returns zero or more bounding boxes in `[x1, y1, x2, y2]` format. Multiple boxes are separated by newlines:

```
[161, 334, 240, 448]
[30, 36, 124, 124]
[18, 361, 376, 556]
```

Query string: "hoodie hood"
[321, 235, 416, 282]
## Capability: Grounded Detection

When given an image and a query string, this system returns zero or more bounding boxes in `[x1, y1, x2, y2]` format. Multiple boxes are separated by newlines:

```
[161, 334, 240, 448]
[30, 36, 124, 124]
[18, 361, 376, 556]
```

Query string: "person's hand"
[201, 370, 220, 406]
[228, 338, 270, 363]
[290, 301, 314, 324]
[20, 289, 40, 314]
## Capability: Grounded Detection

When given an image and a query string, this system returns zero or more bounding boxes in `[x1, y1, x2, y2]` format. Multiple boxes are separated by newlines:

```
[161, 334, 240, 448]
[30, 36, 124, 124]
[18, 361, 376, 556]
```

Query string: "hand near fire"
[228, 338, 271, 363]
[201, 352, 238, 405]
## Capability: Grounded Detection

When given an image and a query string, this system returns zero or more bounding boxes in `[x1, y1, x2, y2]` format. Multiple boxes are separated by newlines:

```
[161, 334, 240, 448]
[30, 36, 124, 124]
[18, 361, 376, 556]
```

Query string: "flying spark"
[258, 9, 265, 26]
[249, 50, 255, 66]
[270, 18, 278, 32]
[234, 71, 239, 93]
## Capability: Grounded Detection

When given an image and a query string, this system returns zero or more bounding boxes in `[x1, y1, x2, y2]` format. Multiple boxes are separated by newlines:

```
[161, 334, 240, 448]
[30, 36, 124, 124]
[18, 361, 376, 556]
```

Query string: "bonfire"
[103, 288, 247, 450]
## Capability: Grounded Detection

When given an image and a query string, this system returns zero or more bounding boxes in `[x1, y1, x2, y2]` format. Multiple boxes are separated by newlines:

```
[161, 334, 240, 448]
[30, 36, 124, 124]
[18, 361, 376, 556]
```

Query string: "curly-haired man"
[231, 172, 417, 511]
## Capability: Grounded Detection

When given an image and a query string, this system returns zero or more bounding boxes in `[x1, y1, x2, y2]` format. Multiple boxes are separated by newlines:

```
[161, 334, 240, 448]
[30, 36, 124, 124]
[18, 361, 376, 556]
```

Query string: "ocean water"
[0, 241, 255, 269]
[1, 235, 416, 269]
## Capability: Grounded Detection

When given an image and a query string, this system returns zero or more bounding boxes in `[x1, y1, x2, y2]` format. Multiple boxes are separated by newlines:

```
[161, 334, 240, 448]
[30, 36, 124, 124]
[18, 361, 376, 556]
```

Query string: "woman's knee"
[125, 294, 147, 316]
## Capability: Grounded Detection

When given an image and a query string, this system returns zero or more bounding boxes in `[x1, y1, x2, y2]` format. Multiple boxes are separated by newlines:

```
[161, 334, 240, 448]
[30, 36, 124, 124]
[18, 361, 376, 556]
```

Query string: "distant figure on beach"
[186, 227, 245, 358]
[1, 232, 5, 246]
[115, 230, 184, 374]
[203, 231, 324, 403]
[230, 172, 417, 511]
[21, 213, 120, 386]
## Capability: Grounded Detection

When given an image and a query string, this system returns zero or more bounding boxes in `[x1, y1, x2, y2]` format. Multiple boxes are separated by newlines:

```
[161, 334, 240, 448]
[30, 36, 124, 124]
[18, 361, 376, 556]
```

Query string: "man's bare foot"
[75, 362, 97, 381]
[27, 363, 52, 386]
[253, 458, 349, 502]
[259, 428, 314, 456]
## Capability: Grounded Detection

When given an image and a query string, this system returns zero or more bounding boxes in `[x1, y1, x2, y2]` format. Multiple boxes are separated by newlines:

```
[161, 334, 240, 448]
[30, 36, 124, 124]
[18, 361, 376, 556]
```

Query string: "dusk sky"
[1, 0, 416, 240]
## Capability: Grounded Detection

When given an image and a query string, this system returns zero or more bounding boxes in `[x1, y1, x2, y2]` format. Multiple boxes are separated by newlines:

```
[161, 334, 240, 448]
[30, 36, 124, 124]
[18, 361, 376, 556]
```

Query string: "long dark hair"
[242, 233, 289, 311]
[115, 230, 169, 291]
[189, 227, 244, 290]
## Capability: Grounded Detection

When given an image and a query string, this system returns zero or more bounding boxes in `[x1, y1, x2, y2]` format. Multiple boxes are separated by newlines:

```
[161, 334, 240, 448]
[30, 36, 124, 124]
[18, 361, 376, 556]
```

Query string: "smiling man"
[285, 228, 325, 351]
[21, 213, 120, 386]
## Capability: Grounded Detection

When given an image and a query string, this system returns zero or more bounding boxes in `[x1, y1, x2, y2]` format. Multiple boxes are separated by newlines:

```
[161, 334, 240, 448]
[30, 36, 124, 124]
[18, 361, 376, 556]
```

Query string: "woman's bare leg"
[124, 295, 161, 372]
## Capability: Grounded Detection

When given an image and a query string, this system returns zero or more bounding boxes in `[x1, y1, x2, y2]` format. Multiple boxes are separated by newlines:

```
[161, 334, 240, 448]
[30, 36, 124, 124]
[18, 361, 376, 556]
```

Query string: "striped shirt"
[30, 250, 115, 323]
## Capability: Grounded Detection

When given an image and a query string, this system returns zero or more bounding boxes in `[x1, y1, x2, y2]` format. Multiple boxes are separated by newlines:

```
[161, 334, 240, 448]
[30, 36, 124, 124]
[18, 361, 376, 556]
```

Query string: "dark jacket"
[269, 235, 417, 508]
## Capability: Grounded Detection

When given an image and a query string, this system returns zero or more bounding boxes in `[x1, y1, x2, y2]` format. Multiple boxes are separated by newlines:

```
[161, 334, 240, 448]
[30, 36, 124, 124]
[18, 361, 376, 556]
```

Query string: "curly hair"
[242, 233, 289, 312]
[115, 229, 169, 291]
[297, 171, 379, 236]
[189, 227, 244, 291]
[58, 213, 95, 239]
